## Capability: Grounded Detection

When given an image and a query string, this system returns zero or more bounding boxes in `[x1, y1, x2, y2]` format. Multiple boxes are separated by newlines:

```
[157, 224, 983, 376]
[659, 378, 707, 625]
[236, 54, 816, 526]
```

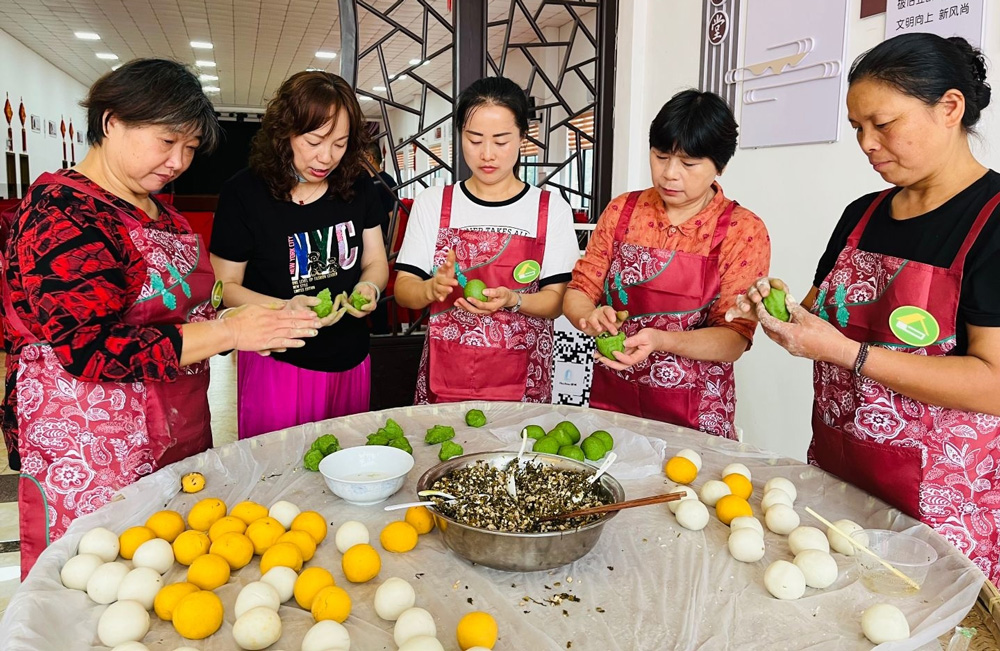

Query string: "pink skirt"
[237, 352, 371, 439]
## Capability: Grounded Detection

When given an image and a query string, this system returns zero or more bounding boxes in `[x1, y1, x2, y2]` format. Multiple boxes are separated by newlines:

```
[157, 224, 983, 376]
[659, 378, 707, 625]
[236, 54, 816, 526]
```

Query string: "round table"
[0, 402, 984, 650]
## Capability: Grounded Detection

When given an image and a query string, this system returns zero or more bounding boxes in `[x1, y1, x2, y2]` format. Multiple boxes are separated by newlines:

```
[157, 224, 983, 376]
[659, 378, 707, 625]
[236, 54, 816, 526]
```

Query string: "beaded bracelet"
[854, 342, 871, 376]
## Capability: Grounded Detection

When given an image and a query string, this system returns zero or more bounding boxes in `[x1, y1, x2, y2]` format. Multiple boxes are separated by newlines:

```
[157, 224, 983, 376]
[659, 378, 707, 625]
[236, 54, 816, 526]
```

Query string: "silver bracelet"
[509, 292, 523, 313]
[355, 281, 381, 303]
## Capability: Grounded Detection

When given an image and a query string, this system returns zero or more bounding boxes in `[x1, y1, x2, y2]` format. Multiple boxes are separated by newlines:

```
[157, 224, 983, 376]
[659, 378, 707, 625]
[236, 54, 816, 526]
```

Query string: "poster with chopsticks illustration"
[729, 0, 849, 148]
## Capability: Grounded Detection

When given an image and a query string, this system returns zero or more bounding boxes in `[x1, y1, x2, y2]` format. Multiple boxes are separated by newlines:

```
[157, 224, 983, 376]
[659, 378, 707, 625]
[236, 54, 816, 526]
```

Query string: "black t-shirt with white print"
[211, 168, 383, 372]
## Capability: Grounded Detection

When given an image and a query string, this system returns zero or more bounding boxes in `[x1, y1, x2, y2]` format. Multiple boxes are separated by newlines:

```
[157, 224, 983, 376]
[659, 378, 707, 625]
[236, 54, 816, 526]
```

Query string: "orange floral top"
[569, 184, 770, 343]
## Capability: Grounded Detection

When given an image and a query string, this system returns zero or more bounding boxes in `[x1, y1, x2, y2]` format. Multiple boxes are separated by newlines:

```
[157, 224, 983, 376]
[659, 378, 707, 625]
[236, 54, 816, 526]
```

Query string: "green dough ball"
[595, 332, 626, 358]
[439, 440, 464, 461]
[763, 287, 790, 322]
[367, 433, 390, 446]
[557, 445, 586, 462]
[532, 436, 560, 454]
[388, 437, 413, 454]
[303, 449, 324, 471]
[425, 425, 456, 444]
[465, 409, 487, 428]
[523, 425, 546, 440]
[349, 290, 370, 310]
[591, 430, 614, 450]
[581, 437, 607, 461]
[556, 421, 581, 444]
[549, 428, 572, 447]
[464, 279, 487, 301]
[312, 288, 333, 318]
[383, 419, 405, 440]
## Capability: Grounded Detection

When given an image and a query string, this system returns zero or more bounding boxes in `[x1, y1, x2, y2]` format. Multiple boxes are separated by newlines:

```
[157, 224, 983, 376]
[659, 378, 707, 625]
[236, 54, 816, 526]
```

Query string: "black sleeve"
[812, 194, 876, 288]
[358, 177, 385, 231]
[209, 172, 255, 262]
[960, 208, 1000, 327]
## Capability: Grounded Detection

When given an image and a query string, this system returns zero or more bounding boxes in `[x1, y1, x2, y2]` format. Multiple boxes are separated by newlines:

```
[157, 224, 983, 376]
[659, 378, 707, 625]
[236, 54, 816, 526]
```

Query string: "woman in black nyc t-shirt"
[211, 72, 388, 439]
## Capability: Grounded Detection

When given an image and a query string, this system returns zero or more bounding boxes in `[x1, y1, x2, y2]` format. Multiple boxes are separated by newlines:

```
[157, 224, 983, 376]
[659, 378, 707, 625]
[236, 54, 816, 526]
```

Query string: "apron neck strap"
[535, 190, 550, 247]
[847, 189, 894, 247]
[709, 200, 737, 253]
[439, 184, 455, 230]
[613, 191, 644, 241]
[952, 190, 1000, 272]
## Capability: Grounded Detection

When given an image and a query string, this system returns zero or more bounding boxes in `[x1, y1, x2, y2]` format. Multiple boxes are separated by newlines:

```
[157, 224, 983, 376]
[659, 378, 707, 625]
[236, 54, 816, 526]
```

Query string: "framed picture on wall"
[76, 131, 84, 144]
[30, 115, 41, 133]
[46, 120, 57, 138]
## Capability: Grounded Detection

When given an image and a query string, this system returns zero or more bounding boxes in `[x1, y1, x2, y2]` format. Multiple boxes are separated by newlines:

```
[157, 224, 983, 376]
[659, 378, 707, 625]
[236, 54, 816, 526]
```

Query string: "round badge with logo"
[513, 260, 541, 285]
[889, 306, 939, 347]
[210, 280, 224, 309]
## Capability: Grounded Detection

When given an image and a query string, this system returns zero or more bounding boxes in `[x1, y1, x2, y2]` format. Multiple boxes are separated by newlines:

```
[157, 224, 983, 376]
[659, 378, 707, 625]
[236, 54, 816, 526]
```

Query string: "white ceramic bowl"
[318, 446, 414, 505]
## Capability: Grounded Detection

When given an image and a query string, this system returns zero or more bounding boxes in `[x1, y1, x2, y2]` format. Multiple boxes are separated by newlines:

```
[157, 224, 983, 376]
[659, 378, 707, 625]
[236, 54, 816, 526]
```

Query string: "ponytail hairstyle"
[455, 76, 531, 177]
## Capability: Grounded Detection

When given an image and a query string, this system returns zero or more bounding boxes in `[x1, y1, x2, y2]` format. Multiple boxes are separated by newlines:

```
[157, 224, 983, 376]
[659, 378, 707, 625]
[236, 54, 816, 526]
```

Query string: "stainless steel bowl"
[416, 451, 625, 572]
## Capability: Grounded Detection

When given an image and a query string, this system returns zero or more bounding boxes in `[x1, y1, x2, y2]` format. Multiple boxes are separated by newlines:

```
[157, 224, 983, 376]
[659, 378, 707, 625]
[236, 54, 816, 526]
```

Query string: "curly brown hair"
[250, 71, 370, 201]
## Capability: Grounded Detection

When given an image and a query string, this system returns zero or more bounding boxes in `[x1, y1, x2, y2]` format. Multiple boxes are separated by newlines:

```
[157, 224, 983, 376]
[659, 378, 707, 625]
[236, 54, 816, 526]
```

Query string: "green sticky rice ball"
[591, 430, 614, 450]
[557, 445, 586, 462]
[581, 437, 607, 461]
[556, 421, 581, 444]
[532, 436, 560, 454]
[523, 425, 546, 440]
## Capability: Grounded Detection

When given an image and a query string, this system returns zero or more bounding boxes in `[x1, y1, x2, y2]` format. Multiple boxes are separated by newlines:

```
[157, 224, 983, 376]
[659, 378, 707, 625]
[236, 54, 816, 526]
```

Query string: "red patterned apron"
[9, 173, 215, 578]
[810, 189, 1000, 583]
[414, 184, 553, 404]
[589, 191, 738, 439]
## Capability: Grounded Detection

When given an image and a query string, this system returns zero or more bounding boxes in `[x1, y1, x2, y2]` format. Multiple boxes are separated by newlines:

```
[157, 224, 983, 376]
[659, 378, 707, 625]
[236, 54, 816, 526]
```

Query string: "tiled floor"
[0, 352, 239, 617]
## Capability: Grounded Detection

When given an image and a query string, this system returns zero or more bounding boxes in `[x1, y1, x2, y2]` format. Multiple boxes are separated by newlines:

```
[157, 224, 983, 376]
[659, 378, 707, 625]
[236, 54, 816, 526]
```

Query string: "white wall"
[613, 0, 1000, 461]
[0, 28, 90, 199]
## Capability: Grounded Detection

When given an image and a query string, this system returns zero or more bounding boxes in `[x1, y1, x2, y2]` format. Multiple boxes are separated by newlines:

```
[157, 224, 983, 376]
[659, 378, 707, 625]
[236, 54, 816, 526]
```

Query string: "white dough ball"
[764, 477, 797, 502]
[861, 603, 910, 644]
[87, 561, 130, 605]
[98, 599, 150, 647]
[722, 463, 751, 480]
[699, 480, 731, 507]
[788, 526, 830, 555]
[374, 577, 417, 621]
[730, 516, 764, 536]
[394, 607, 437, 647]
[764, 504, 800, 535]
[260, 566, 297, 603]
[268, 500, 301, 530]
[335, 521, 370, 554]
[233, 606, 282, 650]
[398, 636, 445, 651]
[667, 485, 698, 514]
[763, 560, 806, 600]
[301, 620, 351, 651]
[78, 527, 120, 562]
[760, 488, 794, 513]
[173, 648, 201, 651]
[827, 519, 865, 556]
[235, 581, 281, 618]
[117, 567, 163, 610]
[793, 549, 839, 589]
[61, 553, 104, 591]
[111, 643, 150, 651]
[675, 448, 702, 471]
[131, 538, 174, 575]
[674, 499, 710, 531]
[728, 528, 766, 563]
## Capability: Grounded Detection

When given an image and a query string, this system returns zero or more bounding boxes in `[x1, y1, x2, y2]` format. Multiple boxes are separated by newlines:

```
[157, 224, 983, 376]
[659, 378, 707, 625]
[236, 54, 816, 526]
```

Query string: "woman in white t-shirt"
[395, 76, 578, 404]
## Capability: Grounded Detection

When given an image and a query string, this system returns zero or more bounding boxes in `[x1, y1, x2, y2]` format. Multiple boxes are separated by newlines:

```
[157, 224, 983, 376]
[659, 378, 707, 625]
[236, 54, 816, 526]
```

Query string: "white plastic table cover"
[0, 402, 985, 651]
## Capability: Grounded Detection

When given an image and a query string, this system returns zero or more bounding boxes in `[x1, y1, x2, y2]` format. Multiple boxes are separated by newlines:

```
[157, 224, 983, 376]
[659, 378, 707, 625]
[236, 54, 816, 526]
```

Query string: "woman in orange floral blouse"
[563, 90, 770, 438]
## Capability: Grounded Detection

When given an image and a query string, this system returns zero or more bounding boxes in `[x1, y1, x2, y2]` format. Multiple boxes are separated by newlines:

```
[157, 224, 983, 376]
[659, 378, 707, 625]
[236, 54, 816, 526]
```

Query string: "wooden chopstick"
[537, 491, 688, 522]
[804, 507, 922, 591]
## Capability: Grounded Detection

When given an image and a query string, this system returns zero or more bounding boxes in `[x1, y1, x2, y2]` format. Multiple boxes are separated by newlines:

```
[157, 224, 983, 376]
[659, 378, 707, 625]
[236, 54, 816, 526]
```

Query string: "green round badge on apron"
[211, 279, 224, 309]
[889, 305, 939, 347]
[513, 260, 541, 284]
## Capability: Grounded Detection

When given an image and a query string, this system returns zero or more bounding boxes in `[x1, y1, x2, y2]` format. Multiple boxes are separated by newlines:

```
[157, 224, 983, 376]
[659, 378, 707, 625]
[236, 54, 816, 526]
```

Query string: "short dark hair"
[648, 90, 738, 173]
[250, 71, 370, 201]
[366, 140, 383, 167]
[81, 58, 220, 153]
[849, 33, 991, 132]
